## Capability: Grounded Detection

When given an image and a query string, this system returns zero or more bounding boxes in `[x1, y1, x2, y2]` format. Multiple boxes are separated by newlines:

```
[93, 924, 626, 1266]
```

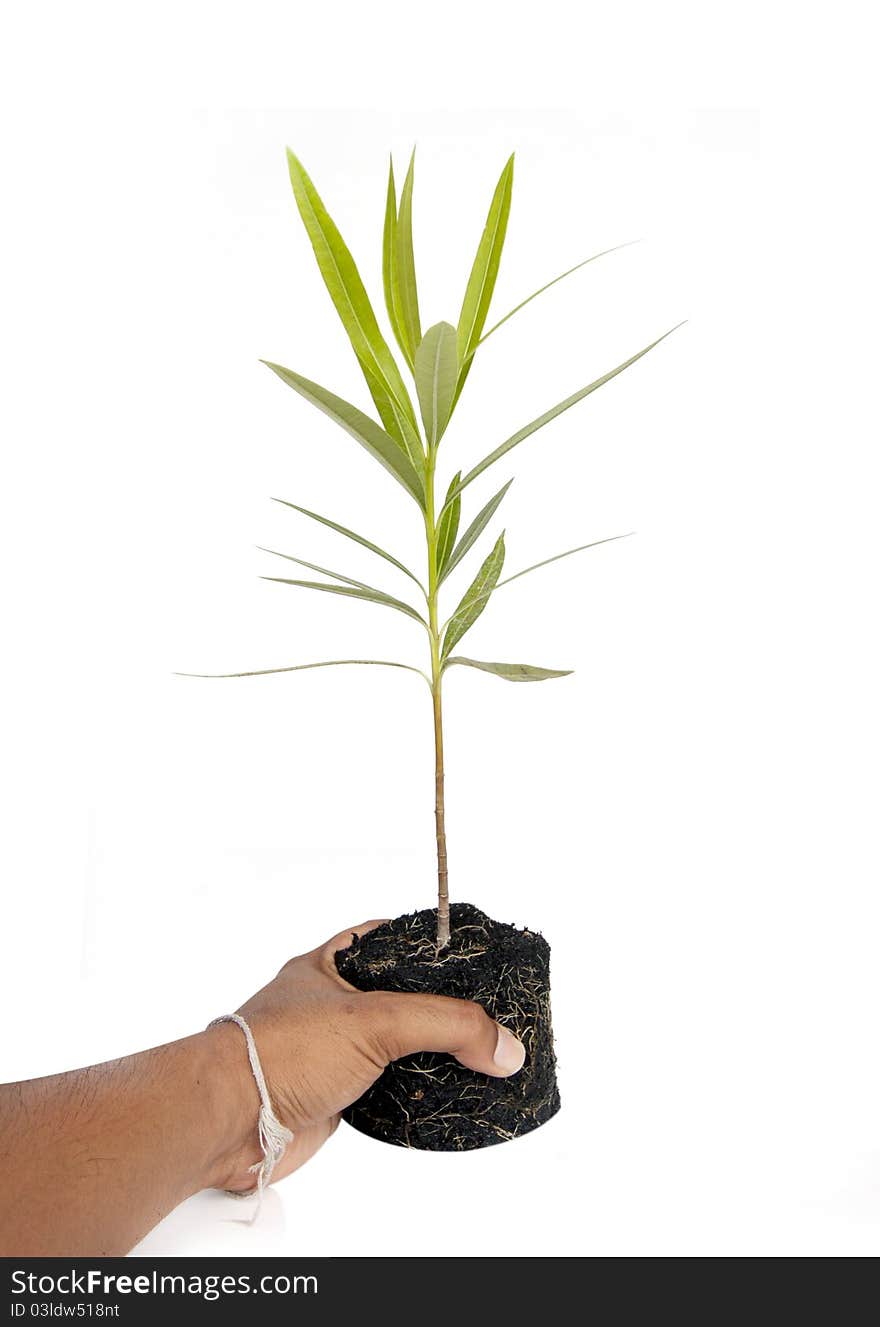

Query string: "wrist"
[189, 1024, 262, 1191]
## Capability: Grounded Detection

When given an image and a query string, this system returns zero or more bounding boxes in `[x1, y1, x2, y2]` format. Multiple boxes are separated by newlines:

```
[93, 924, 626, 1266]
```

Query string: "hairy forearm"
[0, 1026, 255, 1256]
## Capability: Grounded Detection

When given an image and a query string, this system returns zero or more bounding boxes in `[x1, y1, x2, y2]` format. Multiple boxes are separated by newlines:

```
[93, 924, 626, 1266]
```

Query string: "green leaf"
[353, 352, 424, 471]
[497, 534, 632, 591]
[262, 576, 428, 626]
[381, 151, 422, 378]
[382, 158, 408, 367]
[435, 472, 461, 578]
[258, 547, 379, 591]
[455, 153, 514, 403]
[176, 659, 429, 682]
[286, 149, 420, 452]
[442, 532, 505, 658]
[272, 498, 425, 593]
[395, 150, 421, 361]
[444, 324, 684, 509]
[464, 241, 637, 361]
[262, 360, 425, 509]
[444, 657, 572, 682]
[443, 533, 632, 624]
[439, 478, 513, 584]
[415, 322, 458, 447]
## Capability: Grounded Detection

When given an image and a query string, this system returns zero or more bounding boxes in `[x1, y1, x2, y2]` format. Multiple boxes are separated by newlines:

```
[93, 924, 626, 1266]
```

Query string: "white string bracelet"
[208, 1013, 294, 1221]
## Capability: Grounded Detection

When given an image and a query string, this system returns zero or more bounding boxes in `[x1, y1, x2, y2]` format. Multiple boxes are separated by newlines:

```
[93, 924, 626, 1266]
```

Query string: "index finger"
[315, 918, 390, 981]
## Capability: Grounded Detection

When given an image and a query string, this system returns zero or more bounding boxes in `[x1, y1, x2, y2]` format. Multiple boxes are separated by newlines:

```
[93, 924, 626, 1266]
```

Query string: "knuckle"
[456, 998, 490, 1037]
[360, 991, 404, 1055]
[363, 990, 401, 1021]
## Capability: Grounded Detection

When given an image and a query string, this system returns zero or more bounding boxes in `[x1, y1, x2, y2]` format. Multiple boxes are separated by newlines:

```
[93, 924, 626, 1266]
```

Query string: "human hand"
[214, 919, 526, 1192]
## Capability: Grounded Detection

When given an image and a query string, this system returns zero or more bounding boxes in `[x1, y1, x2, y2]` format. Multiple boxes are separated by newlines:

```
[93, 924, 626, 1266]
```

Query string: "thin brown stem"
[425, 444, 450, 949]
[433, 679, 450, 948]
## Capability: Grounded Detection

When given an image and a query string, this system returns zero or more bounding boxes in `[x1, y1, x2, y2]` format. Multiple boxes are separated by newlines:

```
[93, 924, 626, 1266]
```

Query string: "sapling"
[188, 149, 680, 953]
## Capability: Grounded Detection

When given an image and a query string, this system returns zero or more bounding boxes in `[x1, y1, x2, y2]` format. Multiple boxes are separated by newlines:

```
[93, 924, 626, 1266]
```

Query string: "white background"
[1, 2, 878, 1257]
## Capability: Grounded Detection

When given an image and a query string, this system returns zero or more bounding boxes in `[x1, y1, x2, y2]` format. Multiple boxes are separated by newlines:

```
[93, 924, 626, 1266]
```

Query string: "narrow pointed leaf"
[258, 547, 377, 591]
[395, 150, 421, 359]
[286, 149, 420, 448]
[465, 241, 638, 361]
[262, 576, 427, 626]
[272, 498, 425, 592]
[455, 154, 514, 402]
[439, 478, 513, 584]
[444, 324, 684, 510]
[177, 659, 428, 681]
[382, 159, 410, 367]
[435, 472, 461, 578]
[442, 532, 505, 658]
[355, 352, 424, 471]
[497, 534, 632, 591]
[442, 533, 631, 625]
[444, 657, 572, 682]
[262, 360, 425, 508]
[415, 322, 458, 447]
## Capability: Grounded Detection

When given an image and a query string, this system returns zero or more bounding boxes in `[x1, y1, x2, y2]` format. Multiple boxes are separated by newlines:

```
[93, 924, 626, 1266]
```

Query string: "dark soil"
[334, 902, 560, 1151]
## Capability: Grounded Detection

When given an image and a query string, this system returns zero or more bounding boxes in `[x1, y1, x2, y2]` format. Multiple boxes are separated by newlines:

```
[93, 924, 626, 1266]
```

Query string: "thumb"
[363, 991, 526, 1078]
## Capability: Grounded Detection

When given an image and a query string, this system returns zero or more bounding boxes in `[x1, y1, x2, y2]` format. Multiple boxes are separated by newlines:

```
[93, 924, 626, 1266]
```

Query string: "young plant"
[190, 149, 680, 949]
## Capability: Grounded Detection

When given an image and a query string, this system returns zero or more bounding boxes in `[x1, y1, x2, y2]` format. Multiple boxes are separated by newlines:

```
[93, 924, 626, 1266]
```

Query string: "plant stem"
[432, 677, 449, 948]
[425, 448, 450, 949]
